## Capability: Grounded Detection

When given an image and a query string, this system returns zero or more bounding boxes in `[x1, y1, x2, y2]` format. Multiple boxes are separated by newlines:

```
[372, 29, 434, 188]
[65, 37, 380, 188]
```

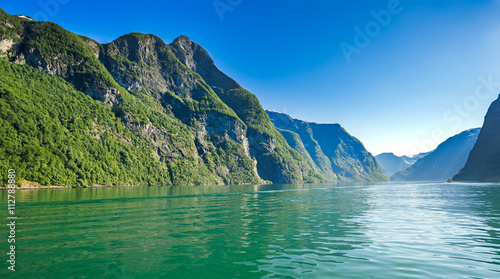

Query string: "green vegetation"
[267, 111, 388, 183]
[216, 88, 274, 135]
[0, 9, 23, 42]
[0, 7, 381, 186]
[0, 56, 264, 187]
[0, 11, 123, 97]
[277, 128, 327, 181]
[26, 21, 109, 86]
[202, 135, 261, 185]
[0, 14, 263, 187]
[213, 87, 319, 183]
[2, 55, 256, 187]
[314, 126, 388, 182]
[0, 58, 170, 186]
[95, 31, 316, 184]
[102, 34, 242, 122]
[95, 33, 263, 185]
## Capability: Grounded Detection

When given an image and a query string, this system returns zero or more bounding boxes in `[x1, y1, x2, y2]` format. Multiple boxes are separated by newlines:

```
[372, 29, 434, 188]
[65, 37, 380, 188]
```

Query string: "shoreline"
[4, 180, 495, 191]
[0, 185, 143, 190]
[0, 181, 271, 190]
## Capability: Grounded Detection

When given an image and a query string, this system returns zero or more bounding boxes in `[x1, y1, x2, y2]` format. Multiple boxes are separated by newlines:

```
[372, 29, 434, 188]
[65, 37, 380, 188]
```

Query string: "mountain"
[401, 152, 430, 165]
[0, 9, 325, 186]
[391, 128, 480, 182]
[375, 152, 430, 177]
[454, 95, 500, 182]
[375, 153, 412, 177]
[266, 110, 388, 182]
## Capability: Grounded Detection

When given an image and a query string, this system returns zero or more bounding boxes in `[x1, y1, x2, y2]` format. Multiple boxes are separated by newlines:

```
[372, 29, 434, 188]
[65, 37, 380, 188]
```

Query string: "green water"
[1, 182, 500, 278]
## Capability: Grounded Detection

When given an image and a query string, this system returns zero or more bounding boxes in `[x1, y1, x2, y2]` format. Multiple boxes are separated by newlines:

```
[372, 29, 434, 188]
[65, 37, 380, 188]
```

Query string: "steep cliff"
[97, 33, 321, 183]
[266, 110, 388, 182]
[0, 9, 322, 186]
[454, 96, 500, 182]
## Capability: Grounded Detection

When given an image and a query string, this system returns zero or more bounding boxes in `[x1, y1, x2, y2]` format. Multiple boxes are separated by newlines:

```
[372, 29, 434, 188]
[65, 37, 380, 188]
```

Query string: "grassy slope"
[308, 124, 388, 182]
[214, 87, 324, 183]
[277, 128, 327, 182]
[0, 58, 173, 186]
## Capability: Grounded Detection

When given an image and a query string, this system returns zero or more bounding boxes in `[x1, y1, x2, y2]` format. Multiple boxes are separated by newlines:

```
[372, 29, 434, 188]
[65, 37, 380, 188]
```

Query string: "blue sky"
[3, 0, 500, 156]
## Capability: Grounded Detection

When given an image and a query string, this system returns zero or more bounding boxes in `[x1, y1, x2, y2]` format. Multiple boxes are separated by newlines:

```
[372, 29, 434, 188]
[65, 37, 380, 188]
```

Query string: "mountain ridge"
[375, 153, 412, 178]
[0, 8, 326, 186]
[375, 152, 429, 177]
[266, 110, 388, 182]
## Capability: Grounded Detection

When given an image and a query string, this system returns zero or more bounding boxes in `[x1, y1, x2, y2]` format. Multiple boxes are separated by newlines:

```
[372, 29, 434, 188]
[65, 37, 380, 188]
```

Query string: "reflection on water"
[1, 182, 500, 278]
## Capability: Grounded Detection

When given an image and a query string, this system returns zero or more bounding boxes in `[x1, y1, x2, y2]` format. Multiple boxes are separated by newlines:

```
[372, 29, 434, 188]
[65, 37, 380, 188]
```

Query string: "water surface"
[2, 182, 500, 278]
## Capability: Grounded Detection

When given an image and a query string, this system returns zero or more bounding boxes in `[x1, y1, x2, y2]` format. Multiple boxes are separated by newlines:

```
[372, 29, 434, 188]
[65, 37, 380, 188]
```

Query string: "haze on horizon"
[3, 0, 500, 156]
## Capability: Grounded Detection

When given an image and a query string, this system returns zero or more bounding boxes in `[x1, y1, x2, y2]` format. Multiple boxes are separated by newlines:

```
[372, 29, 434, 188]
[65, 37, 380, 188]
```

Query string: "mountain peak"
[114, 32, 162, 44]
[171, 35, 199, 53]
[169, 35, 239, 90]
[173, 35, 193, 44]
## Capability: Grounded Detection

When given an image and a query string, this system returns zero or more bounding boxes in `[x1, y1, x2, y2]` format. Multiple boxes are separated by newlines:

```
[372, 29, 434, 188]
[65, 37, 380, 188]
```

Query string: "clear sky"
[3, 0, 500, 156]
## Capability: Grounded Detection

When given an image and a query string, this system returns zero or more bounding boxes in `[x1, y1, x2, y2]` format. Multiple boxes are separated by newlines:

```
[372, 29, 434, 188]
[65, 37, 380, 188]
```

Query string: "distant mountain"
[266, 110, 388, 182]
[391, 128, 480, 181]
[454, 95, 500, 182]
[375, 152, 430, 177]
[375, 153, 412, 177]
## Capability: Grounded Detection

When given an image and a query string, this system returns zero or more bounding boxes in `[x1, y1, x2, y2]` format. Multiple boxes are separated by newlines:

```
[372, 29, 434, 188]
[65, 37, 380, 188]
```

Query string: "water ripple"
[2, 182, 500, 278]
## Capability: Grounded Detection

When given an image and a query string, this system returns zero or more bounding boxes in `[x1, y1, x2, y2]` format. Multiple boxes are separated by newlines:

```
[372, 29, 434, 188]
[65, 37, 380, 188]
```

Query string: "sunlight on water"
[1, 182, 500, 278]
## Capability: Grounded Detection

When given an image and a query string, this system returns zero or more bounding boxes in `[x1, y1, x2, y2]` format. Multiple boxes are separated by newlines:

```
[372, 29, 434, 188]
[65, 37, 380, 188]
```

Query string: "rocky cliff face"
[266, 110, 388, 182]
[0, 9, 321, 185]
[1, 17, 122, 105]
[454, 96, 500, 182]
[392, 128, 480, 182]
[169, 35, 239, 90]
[164, 34, 319, 183]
